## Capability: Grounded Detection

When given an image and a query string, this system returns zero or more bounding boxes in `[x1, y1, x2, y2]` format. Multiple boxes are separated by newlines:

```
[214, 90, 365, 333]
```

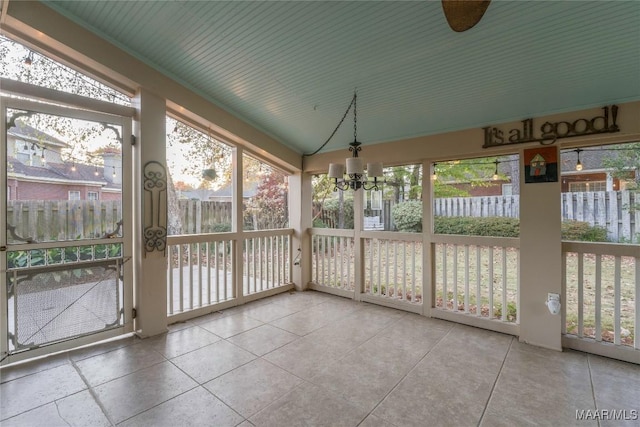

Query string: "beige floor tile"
[482, 347, 596, 427]
[119, 386, 243, 427]
[359, 414, 398, 427]
[75, 342, 166, 387]
[241, 303, 300, 323]
[171, 340, 256, 383]
[589, 355, 640, 411]
[1, 390, 111, 427]
[93, 361, 197, 424]
[0, 364, 86, 420]
[0, 352, 70, 384]
[67, 335, 140, 362]
[250, 381, 367, 427]
[139, 325, 221, 359]
[269, 300, 360, 336]
[199, 314, 264, 338]
[205, 358, 302, 418]
[227, 324, 298, 356]
[309, 326, 447, 411]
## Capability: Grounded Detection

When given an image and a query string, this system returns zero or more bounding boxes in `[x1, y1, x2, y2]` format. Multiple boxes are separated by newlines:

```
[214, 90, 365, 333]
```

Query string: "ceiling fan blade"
[442, 0, 492, 32]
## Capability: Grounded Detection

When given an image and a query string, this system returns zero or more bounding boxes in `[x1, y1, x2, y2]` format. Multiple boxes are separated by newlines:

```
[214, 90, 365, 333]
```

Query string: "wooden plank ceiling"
[44, 1, 640, 155]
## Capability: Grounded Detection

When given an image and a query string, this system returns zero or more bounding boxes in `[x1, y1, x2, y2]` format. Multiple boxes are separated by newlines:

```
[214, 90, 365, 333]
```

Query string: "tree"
[433, 157, 508, 198]
[602, 143, 640, 189]
[247, 168, 289, 230]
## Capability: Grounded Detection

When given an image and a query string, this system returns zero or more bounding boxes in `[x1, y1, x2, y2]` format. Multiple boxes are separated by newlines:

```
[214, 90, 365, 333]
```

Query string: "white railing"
[243, 230, 293, 295]
[432, 235, 520, 325]
[363, 232, 422, 304]
[310, 229, 355, 292]
[167, 234, 235, 316]
[166, 229, 293, 317]
[562, 241, 638, 351]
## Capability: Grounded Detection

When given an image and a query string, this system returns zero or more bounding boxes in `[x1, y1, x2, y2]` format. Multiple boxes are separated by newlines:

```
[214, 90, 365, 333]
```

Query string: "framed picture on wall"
[524, 146, 558, 183]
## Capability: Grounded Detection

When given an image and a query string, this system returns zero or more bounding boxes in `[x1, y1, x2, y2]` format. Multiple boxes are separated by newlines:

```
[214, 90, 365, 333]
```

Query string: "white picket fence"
[434, 191, 639, 243]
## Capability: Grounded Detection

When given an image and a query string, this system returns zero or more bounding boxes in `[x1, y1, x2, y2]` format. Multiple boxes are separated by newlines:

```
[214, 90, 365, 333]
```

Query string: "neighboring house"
[444, 148, 636, 197]
[560, 149, 637, 193]
[6, 120, 122, 201]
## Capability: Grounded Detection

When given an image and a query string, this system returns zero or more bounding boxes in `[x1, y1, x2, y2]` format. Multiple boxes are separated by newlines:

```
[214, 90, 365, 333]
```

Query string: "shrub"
[322, 197, 354, 229]
[434, 216, 519, 237]
[211, 223, 231, 232]
[392, 200, 423, 232]
[561, 221, 608, 242]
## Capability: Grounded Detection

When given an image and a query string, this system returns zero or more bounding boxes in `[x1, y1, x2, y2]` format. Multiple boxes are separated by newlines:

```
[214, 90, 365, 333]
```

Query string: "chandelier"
[328, 92, 383, 191]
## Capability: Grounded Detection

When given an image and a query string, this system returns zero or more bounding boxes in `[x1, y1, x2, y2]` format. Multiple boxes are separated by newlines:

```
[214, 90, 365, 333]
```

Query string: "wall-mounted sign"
[482, 105, 619, 148]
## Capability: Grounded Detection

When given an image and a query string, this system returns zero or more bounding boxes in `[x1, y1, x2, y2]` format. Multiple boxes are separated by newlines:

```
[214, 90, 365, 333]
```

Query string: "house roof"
[8, 158, 119, 189]
[8, 120, 69, 149]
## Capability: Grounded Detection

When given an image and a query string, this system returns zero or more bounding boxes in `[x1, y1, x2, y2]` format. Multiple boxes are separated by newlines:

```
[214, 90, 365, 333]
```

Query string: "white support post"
[233, 147, 244, 303]
[133, 88, 168, 338]
[519, 147, 562, 351]
[354, 188, 364, 301]
[423, 159, 433, 316]
[289, 172, 312, 291]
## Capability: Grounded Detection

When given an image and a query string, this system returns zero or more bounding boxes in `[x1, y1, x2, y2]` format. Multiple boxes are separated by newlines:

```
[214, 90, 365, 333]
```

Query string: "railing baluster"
[321, 236, 326, 286]
[393, 241, 398, 299]
[188, 244, 194, 310]
[402, 241, 407, 301]
[385, 240, 390, 297]
[214, 241, 220, 303]
[578, 252, 584, 337]
[314, 236, 318, 284]
[252, 238, 257, 293]
[168, 246, 174, 315]
[595, 254, 602, 342]
[179, 244, 184, 313]
[206, 242, 211, 304]
[488, 246, 494, 319]
[412, 241, 416, 303]
[442, 244, 447, 309]
[369, 239, 374, 294]
[476, 246, 481, 317]
[223, 241, 228, 301]
[340, 237, 345, 289]
[377, 239, 382, 296]
[328, 236, 333, 288]
[464, 245, 470, 313]
[614, 255, 621, 345]
[453, 244, 458, 311]
[501, 247, 507, 322]
[347, 238, 352, 289]
[198, 243, 203, 308]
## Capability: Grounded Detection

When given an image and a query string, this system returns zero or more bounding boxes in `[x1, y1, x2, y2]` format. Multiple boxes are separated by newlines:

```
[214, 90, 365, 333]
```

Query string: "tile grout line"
[476, 335, 514, 427]
[356, 321, 457, 427]
[69, 358, 117, 427]
[586, 355, 602, 427]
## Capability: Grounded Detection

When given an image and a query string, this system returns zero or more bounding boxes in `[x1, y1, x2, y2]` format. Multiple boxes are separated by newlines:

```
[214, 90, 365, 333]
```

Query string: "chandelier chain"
[353, 92, 357, 141]
[302, 91, 357, 157]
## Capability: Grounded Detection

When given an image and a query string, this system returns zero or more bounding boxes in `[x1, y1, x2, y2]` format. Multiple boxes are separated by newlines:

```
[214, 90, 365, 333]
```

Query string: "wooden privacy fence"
[178, 200, 232, 233]
[7, 200, 122, 242]
[434, 191, 639, 243]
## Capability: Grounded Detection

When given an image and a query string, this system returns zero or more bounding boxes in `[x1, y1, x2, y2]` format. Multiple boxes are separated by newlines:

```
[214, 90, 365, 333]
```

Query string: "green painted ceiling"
[44, 1, 640, 155]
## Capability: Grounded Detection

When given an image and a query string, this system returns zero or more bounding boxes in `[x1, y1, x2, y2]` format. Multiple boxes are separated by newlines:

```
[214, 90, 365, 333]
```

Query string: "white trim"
[7, 172, 106, 186]
[562, 335, 639, 365]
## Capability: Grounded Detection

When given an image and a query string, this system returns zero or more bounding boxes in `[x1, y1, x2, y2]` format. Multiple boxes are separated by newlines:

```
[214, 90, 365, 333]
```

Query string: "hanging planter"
[202, 168, 217, 181]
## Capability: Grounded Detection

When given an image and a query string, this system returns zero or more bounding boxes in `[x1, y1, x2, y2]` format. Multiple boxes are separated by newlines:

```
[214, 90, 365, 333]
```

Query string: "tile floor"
[1, 291, 639, 426]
